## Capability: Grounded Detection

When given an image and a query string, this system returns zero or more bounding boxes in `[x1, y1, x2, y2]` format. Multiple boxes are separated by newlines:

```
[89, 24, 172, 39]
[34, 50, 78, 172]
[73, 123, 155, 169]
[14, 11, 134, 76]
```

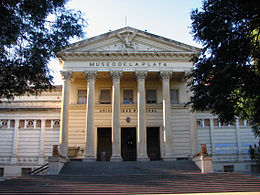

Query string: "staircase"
[60, 160, 200, 176]
[0, 160, 260, 194]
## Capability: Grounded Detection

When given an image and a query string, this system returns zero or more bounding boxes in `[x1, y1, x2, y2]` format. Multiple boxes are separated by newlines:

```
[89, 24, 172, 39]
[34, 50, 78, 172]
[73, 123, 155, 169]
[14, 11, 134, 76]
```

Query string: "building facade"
[0, 27, 258, 177]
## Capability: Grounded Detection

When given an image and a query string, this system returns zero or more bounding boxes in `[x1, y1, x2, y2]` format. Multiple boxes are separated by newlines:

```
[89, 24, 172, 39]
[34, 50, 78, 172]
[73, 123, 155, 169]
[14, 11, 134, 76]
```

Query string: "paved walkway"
[0, 161, 260, 194]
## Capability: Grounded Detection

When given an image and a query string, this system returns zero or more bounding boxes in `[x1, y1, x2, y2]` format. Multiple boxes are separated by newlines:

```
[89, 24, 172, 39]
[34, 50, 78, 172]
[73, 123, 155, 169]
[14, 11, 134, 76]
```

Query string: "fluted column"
[60, 71, 72, 157]
[84, 71, 97, 161]
[110, 71, 123, 161]
[161, 71, 174, 161]
[135, 71, 149, 161]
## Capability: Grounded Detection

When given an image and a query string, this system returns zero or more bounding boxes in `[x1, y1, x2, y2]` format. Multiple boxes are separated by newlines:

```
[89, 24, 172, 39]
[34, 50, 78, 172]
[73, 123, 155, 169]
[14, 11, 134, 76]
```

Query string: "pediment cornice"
[57, 26, 201, 58]
[58, 51, 198, 60]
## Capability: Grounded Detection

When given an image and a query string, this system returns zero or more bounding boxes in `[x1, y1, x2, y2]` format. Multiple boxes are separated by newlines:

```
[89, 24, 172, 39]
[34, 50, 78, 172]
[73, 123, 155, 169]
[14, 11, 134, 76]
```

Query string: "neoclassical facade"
[57, 26, 200, 162]
[0, 27, 258, 177]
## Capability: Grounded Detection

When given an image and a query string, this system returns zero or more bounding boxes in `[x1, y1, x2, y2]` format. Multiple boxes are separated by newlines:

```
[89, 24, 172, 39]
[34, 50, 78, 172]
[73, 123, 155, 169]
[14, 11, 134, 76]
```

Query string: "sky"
[49, 0, 203, 85]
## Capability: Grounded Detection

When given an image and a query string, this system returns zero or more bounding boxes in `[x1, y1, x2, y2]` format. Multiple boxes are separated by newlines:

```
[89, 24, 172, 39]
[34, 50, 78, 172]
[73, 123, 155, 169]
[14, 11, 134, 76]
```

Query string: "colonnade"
[60, 71, 174, 161]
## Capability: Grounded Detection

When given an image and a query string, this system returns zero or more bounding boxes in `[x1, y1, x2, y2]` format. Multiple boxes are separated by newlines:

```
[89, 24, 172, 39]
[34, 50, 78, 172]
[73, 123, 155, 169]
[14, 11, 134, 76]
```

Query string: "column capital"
[160, 71, 172, 80]
[60, 71, 72, 80]
[135, 71, 147, 80]
[85, 71, 97, 80]
[110, 71, 122, 81]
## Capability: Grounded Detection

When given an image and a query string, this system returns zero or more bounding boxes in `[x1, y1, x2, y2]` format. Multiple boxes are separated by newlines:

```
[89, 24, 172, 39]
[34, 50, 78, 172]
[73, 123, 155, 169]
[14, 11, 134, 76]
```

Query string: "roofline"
[57, 26, 201, 55]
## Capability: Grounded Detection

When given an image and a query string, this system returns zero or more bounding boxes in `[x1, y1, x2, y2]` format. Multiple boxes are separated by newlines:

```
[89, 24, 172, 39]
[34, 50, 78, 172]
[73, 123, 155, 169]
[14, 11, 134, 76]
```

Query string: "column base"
[137, 154, 150, 161]
[110, 154, 122, 162]
[83, 156, 96, 162]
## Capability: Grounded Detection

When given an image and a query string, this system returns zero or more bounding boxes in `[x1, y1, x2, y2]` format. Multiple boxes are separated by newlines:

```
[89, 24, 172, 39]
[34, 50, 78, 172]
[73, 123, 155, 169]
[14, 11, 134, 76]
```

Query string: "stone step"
[1, 172, 260, 194]
[60, 160, 201, 176]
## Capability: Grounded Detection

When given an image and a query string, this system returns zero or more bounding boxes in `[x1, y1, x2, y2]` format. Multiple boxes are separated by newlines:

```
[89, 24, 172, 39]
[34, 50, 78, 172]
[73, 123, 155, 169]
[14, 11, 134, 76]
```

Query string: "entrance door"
[97, 128, 112, 161]
[147, 127, 161, 160]
[121, 128, 137, 161]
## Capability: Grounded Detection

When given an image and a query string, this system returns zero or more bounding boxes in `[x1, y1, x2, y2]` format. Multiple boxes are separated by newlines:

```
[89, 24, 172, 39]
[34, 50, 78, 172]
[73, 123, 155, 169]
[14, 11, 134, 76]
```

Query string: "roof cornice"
[58, 51, 198, 60]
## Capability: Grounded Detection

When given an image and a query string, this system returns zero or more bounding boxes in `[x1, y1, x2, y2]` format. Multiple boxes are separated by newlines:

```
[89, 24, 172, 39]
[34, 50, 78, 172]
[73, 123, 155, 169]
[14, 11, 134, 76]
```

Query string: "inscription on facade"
[98, 108, 158, 113]
[146, 109, 157, 113]
[89, 61, 167, 67]
[121, 108, 137, 113]
[99, 109, 112, 113]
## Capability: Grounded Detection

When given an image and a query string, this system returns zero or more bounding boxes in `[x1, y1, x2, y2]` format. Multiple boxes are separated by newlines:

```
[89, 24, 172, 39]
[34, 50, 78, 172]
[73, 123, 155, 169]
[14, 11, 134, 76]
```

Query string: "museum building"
[0, 27, 258, 177]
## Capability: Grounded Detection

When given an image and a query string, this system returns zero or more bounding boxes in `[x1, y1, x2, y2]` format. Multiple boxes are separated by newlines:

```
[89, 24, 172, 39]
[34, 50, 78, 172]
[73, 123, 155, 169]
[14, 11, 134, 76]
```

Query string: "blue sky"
[50, 0, 203, 84]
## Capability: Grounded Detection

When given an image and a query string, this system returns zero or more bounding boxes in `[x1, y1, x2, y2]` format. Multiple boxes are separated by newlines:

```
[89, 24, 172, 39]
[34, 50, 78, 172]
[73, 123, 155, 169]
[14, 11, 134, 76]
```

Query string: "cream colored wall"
[0, 111, 60, 165]
[67, 76, 193, 158]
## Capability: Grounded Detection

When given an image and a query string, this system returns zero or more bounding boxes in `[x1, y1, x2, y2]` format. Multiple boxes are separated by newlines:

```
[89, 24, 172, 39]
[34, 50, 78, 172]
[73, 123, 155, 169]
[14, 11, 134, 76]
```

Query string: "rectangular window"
[239, 119, 245, 126]
[0, 168, 4, 177]
[204, 119, 210, 126]
[10, 120, 15, 127]
[78, 90, 87, 104]
[123, 90, 133, 104]
[146, 90, 157, 104]
[170, 89, 179, 104]
[36, 120, 41, 128]
[100, 89, 111, 104]
[213, 119, 219, 126]
[19, 120, 25, 128]
[45, 120, 51, 128]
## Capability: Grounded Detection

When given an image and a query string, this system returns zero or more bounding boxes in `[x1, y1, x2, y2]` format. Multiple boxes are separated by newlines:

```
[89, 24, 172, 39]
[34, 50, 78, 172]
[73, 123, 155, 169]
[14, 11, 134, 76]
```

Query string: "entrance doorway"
[147, 127, 161, 160]
[97, 128, 112, 161]
[121, 128, 137, 161]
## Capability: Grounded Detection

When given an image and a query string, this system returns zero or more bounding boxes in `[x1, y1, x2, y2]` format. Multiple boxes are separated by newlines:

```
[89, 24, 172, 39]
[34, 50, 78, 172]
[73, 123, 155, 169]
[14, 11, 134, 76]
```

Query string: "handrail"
[30, 163, 49, 175]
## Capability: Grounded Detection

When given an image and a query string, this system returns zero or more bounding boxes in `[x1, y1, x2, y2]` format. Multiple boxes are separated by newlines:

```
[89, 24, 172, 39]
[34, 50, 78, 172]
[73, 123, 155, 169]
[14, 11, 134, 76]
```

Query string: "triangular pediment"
[60, 26, 200, 54]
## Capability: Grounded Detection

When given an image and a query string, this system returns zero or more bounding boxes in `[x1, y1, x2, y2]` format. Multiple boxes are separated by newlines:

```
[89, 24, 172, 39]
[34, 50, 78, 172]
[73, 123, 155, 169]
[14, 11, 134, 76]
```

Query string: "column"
[135, 71, 149, 161]
[110, 71, 123, 161]
[38, 119, 45, 164]
[84, 71, 97, 161]
[10, 120, 19, 164]
[161, 71, 174, 161]
[60, 71, 72, 157]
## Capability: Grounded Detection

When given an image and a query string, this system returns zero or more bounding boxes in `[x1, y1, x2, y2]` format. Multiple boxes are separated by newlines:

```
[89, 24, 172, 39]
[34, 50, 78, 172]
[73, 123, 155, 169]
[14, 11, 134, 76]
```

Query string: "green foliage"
[189, 0, 260, 135]
[0, 0, 87, 100]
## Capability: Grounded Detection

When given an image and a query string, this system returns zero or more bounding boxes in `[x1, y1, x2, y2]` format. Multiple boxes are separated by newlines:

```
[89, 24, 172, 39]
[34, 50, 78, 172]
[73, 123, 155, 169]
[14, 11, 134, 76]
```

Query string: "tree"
[189, 0, 260, 135]
[0, 0, 87, 100]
